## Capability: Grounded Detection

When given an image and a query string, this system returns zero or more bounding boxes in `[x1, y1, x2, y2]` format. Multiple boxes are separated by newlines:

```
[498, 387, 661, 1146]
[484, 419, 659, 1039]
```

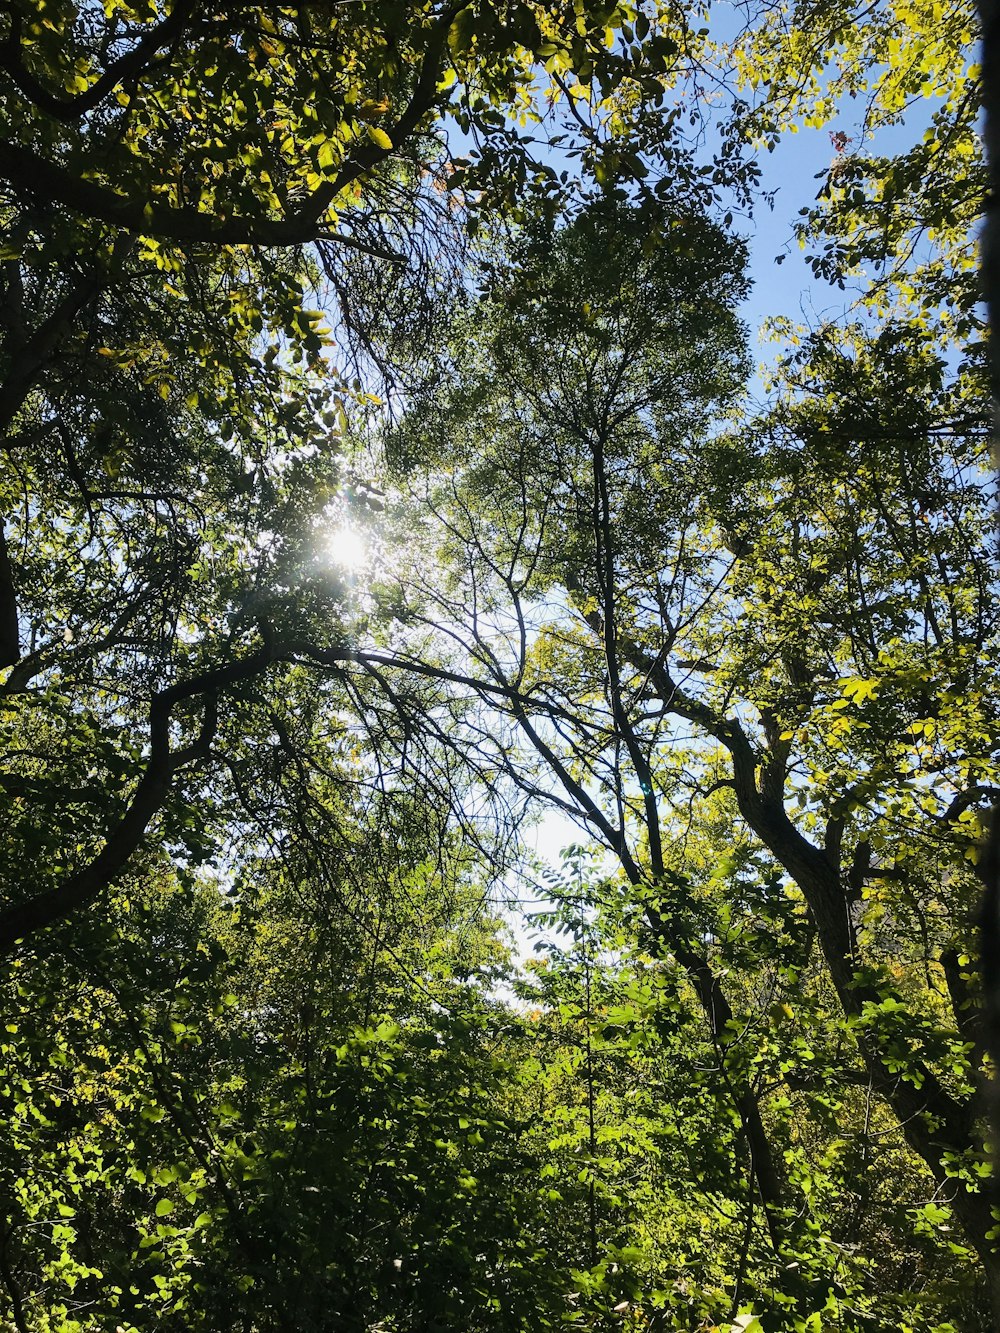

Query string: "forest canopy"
[0, 0, 993, 1329]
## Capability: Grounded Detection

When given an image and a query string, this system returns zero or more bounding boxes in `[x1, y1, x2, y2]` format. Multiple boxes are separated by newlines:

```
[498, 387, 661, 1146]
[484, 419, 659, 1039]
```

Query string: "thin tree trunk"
[0, 519, 18, 669]
[974, 0, 1000, 1286]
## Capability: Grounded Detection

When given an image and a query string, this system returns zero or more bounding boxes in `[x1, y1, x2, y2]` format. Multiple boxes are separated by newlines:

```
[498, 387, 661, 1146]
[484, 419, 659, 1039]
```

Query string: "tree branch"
[0, 5, 459, 247]
[0, 1, 198, 121]
[0, 646, 275, 956]
[0, 238, 133, 434]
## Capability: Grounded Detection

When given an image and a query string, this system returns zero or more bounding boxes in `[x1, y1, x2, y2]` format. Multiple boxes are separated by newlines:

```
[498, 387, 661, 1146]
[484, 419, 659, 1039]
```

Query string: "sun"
[325, 524, 367, 572]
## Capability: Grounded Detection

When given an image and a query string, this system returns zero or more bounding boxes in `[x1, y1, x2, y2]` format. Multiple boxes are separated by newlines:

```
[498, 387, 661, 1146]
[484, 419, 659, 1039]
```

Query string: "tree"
[1, 1, 519, 246]
[0, 0, 990, 1326]
[723, 0, 981, 341]
[384, 199, 999, 1322]
[0, 780, 581, 1330]
[516, 858, 785, 1326]
[1, 0, 709, 961]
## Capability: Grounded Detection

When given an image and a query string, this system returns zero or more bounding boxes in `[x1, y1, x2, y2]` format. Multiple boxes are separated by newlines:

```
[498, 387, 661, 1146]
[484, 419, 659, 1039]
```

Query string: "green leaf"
[366, 125, 393, 151]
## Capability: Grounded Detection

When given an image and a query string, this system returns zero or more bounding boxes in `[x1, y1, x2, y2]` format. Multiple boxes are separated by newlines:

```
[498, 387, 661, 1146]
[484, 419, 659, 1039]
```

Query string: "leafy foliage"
[384, 193, 996, 1325]
[0, 0, 991, 1329]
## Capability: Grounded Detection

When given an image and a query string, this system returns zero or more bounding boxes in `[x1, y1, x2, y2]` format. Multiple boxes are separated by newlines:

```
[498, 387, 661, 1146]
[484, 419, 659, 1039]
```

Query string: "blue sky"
[740, 126, 843, 340]
[737, 92, 946, 353]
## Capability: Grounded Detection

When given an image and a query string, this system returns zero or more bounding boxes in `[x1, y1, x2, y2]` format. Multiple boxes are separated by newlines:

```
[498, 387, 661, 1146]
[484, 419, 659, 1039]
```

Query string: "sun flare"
[325, 524, 367, 572]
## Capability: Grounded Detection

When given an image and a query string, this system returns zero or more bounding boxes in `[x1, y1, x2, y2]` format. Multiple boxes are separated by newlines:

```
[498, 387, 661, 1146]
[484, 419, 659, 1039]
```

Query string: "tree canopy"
[0, 0, 992, 1328]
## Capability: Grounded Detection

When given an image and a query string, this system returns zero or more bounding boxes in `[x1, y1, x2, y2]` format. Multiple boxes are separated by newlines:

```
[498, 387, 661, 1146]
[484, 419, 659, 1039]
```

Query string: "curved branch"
[0, 646, 275, 956]
[945, 785, 1000, 824]
[0, 1, 198, 121]
[0, 5, 459, 246]
[0, 628, 594, 955]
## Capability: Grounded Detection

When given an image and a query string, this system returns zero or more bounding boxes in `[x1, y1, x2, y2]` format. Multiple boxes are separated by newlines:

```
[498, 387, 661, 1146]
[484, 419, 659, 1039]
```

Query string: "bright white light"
[325, 525, 367, 572]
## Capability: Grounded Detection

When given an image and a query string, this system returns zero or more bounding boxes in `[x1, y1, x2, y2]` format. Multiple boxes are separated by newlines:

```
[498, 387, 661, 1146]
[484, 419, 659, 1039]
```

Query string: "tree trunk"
[734, 780, 1000, 1299]
[976, 0, 1000, 1282]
